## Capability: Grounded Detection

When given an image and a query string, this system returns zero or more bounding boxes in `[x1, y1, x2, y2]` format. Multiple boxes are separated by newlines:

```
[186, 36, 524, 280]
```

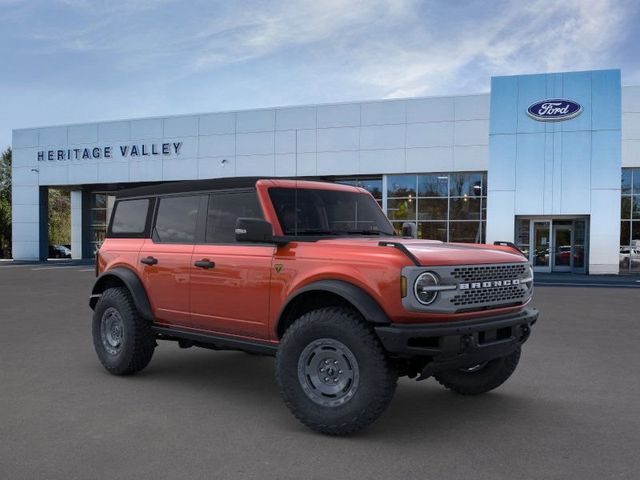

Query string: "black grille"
[451, 285, 526, 307]
[451, 264, 528, 283]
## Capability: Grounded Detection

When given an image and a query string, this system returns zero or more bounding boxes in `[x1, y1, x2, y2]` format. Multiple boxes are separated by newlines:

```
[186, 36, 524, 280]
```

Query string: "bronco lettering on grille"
[459, 278, 520, 290]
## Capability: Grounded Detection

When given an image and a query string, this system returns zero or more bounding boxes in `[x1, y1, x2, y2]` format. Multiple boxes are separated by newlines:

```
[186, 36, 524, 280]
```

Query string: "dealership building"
[10, 69, 640, 274]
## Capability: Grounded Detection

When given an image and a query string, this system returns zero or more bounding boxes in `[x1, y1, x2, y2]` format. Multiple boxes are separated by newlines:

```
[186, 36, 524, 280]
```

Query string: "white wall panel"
[11, 185, 39, 205]
[275, 153, 296, 176]
[485, 190, 515, 244]
[11, 204, 39, 223]
[359, 149, 405, 174]
[98, 162, 129, 183]
[454, 95, 490, 120]
[199, 112, 236, 135]
[98, 122, 130, 142]
[39, 127, 67, 146]
[294, 152, 316, 176]
[198, 157, 236, 179]
[316, 127, 359, 152]
[276, 106, 316, 130]
[317, 103, 360, 128]
[163, 157, 198, 180]
[68, 124, 98, 144]
[236, 154, 275, 176]
[296, 129, 316, 153]
[622, 139, 640, 166]
[236, 132, 274, 156]
[622, 85, 640, 112]
[11, 241, 40, 260]
[406, 97, 454, 123]
[454, 120, 489, 146]
[406, 147, 453, 173]
[236, 109, 275, 133]
[316, 151, 359, 175]
[360, 124, 405, 150]
[12, 147, 40, 168]
[454, 145, 488, 171]
[360, 100, 406, 126]
[198, 134, 235, 157]
[68, 163, 98, 184]
[131, 119, 163, 139]
[12, 167, 38, 186]
[37, 164, 69, 185]
[164, 115, 198, 137]
[129, 159, 164, 182]
[406, 122, 453, 148]
[275, 130, 295, 154]
[622, 113, 640, 140]
[12, 129, 39, 148]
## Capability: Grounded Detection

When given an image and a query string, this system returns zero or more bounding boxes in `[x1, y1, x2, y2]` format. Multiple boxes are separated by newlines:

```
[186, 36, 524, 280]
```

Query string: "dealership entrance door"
[515, 217, 588, 274]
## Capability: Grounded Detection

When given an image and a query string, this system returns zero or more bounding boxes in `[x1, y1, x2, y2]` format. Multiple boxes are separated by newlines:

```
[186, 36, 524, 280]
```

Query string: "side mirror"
[235, 218, 275, 243]
[401, 222, 417, 238]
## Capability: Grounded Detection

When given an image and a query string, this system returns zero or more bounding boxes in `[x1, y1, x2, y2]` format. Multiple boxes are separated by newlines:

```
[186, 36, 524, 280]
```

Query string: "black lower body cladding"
[374, 308, 538, 379]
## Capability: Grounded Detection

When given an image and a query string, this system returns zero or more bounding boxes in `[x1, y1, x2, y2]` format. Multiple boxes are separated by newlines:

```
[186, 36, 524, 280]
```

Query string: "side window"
[154, 195, 200, 243]
[110, 199, 150, 235]
[206, 191, 263, 243]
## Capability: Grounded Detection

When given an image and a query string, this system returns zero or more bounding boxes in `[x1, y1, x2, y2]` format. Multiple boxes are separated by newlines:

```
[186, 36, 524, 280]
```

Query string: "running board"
[152, 326, 278, 356]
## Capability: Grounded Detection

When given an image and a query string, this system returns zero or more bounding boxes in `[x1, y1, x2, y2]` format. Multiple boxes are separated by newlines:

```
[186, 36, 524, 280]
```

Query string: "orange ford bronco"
[90, 178, 538, 435]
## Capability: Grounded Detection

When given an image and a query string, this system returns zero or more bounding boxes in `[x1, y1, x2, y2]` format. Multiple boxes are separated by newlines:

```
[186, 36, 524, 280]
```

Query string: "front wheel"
[434, 347, 521, 395]
[275, 307, 397, 436]
[92, 287, 156, 375]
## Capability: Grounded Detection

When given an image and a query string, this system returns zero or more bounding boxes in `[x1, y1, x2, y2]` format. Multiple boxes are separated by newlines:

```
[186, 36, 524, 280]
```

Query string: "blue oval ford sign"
[527, 99, 582, 122]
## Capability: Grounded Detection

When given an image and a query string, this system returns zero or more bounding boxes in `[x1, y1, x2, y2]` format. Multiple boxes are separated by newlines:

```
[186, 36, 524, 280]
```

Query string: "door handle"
[194, 259, 215, 269]
[140, 256, 158, 266]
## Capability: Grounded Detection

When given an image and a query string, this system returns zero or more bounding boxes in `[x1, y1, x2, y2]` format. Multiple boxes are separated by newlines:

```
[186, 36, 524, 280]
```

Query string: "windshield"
[269, 187, 395, 236]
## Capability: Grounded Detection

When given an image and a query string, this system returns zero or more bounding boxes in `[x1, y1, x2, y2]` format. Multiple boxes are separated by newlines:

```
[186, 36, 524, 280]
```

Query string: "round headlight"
[414, 272, 439, 305]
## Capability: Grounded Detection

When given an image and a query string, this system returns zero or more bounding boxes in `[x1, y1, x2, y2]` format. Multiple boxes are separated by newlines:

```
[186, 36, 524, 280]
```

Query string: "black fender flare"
[89, 267, 153, 321]
[276, 280, 390, 337]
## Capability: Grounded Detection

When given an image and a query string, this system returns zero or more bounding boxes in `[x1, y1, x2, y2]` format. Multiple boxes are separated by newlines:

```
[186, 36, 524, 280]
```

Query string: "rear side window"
[206, 191, 263, 243]
[110, 199, 150, 235]
[154, 195, 201, 243]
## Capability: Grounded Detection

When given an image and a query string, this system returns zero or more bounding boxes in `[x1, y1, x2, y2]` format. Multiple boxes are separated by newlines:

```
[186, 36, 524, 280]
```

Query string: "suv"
[90, 178, 538, 435]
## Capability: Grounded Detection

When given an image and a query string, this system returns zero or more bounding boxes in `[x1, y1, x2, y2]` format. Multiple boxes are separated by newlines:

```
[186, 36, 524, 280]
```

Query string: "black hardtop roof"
[115, 176, 346, 199]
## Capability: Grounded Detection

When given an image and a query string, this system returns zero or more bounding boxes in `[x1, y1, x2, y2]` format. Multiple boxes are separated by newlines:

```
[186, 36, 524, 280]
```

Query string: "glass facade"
[386, 172, 487, 242]
[620, 168, 640, 273]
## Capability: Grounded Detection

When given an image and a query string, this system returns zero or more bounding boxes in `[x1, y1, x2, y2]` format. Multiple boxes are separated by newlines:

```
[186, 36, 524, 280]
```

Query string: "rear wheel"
[434, 348, 521, 395]
[275, 307, 397, 435]
[92, 287, 155, 375]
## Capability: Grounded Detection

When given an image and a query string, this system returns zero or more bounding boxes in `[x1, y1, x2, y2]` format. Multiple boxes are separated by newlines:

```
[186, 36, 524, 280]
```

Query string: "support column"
[70, 190, 83, 260]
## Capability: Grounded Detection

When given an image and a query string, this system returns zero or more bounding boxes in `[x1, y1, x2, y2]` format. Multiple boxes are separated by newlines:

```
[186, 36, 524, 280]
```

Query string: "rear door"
[138, 194, 204, 327]
[189, 190, 274, 339]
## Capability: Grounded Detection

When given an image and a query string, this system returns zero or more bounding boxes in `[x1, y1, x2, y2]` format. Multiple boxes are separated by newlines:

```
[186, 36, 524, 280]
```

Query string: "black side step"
[152, 326, 278, 356]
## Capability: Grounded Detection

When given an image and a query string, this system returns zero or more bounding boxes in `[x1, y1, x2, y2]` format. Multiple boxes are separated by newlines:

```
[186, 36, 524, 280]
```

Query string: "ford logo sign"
[527, 99, 582, 122]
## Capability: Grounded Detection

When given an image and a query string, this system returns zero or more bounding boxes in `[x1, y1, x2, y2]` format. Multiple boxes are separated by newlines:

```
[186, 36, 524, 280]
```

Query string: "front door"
[552, 224, 573, 272]
[532, 221, 551, 272]
[138, 194, 202, 326]
[189, 190, 274, 340]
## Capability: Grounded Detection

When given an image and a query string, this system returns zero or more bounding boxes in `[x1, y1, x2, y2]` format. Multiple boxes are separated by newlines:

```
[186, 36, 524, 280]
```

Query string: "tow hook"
[461, 335, 473, 351]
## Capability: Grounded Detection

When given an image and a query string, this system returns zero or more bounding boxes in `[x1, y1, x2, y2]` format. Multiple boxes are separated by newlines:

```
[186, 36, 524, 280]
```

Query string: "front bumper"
[374, 308, 538, 379]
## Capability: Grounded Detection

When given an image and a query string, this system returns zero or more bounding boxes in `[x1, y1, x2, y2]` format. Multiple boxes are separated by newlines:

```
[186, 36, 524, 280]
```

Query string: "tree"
[48, 189, 71, 246]
[0, 147, 11, 258]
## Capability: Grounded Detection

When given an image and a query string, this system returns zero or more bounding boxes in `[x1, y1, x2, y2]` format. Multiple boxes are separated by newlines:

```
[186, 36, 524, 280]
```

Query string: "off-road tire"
[434, 347, 521, 395]
[92, 287, 155, 375]
[275, 307, 397, 436]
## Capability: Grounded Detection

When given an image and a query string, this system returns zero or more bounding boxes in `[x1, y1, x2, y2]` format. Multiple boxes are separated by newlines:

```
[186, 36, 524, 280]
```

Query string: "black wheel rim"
[297, 338, 360, 407]
[100, 307, 124, 356]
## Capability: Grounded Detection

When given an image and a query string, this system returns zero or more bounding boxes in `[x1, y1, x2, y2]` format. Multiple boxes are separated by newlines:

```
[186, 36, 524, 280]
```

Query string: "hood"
[314, 237, 527, 266]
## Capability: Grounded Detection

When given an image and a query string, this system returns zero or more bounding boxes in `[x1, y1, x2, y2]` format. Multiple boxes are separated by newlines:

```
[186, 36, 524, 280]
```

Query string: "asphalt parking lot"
[1, 264, 639, 480]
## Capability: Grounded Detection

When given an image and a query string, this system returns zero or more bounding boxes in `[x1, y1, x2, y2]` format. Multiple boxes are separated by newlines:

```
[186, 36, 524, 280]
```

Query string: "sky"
[1, 0, 639, 148]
